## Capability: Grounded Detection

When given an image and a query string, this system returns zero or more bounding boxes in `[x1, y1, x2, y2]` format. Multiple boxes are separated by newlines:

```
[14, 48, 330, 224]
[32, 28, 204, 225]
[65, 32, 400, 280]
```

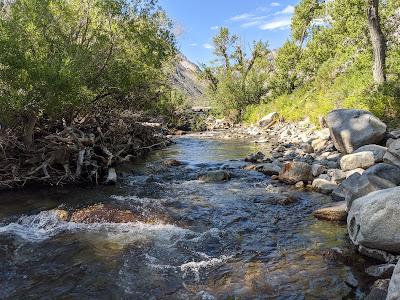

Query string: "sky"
[159, 0, 299, 65]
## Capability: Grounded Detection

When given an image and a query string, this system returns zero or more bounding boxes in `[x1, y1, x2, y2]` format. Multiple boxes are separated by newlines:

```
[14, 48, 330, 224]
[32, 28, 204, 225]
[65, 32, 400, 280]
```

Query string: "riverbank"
[208, 109, 400, 299]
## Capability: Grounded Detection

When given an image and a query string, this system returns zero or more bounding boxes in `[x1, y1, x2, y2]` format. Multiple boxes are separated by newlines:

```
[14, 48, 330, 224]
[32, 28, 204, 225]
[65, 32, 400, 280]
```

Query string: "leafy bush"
[0, 0, 176, 144]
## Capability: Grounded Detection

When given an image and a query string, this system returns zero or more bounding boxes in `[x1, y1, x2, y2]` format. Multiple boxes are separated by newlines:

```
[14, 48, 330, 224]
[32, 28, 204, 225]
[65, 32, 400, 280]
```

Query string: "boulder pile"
[244, 109, 400, 297]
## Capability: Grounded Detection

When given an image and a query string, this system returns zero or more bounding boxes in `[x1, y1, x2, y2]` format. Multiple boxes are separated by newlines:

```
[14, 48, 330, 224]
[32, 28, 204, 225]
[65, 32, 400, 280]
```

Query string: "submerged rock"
[198, 170, 231, 183]
[245, 152, 265, 163]
[164, 159, 184, 167]
[347, 187, 400, 253]
[70, 204, 136, 224]
[327, 109, 387, 154]
[313, 201, 347, 221]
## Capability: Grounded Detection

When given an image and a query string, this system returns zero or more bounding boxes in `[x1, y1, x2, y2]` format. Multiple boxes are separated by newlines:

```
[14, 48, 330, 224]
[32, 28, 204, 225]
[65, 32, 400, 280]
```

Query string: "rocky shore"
[211, 109, 400, 299]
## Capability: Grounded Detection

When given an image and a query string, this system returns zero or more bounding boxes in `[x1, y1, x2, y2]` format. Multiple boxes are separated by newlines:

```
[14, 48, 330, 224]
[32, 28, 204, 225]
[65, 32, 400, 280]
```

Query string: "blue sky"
[159, 0, 299, 65]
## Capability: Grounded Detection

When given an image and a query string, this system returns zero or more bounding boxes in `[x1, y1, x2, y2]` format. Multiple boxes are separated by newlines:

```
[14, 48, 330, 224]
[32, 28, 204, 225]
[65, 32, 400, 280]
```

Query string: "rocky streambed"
[0, 110, 398, 299]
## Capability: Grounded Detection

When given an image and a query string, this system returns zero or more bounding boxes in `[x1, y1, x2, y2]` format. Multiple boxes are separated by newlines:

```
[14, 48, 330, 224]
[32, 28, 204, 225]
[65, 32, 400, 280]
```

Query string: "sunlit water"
[0, 135, 374, 299]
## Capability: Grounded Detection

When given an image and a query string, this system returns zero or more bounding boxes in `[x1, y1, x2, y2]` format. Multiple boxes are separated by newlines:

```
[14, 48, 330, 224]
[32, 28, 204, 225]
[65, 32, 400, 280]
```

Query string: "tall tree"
[367, 0, 387, 83]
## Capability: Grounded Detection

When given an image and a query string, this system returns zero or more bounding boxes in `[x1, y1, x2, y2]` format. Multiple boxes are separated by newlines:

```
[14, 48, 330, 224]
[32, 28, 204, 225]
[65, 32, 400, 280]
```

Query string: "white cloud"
[260, 18, 291, 30]
[203, 43, 214, 49]
[271, 2, 280, 7]
[275, 5, 295, 15]
[241, 21, 263, 28]
[189, 43, 197, 47]
[210, 26, 219, 30]
[230, 13, 255, 21]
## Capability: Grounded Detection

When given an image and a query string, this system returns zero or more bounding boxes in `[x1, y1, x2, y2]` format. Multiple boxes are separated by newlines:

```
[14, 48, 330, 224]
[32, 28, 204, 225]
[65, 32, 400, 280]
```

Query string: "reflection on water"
[0, 136, 372, 299]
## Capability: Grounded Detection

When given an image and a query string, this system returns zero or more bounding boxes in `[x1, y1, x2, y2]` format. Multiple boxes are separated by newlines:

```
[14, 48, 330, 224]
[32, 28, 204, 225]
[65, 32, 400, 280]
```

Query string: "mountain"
[171, 54, 209, 107]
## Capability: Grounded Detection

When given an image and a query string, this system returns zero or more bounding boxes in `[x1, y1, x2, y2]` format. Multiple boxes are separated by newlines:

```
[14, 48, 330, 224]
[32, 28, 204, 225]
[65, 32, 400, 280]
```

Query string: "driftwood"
[0, 110, 170, 190]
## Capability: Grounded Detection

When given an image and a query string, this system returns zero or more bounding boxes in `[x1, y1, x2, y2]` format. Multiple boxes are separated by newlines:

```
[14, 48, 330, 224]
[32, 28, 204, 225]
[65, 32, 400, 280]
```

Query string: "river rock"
[366, 264, 396, 278]
[348, 187, 400, 253]
[312, 178, 337, 194]
[164, 159, 184, 167]
[279, 161, 313, 184]
[327, 109, 387, 154]
[313, 201, 347, 221]
[354, 145, 387, 163]
[384, 139, 400, 167]
[331, 173, 364, 202]
[316, 128, 331, 140]
[345, 174, 396, 208]
[300, 143, 314, 154]
[365, 279, 390, 300]
[340, 151, 375, 171]
[198, 170, 231, 183]
[311, 138, 328, 153]
[345, 168, 365, 178]
[258, 163, 282, 176]
[245, 152, 265, 163]
[387, 262, 400, 300]
[312, 164, 326, 177]
[259, 112, 279, 127]
[328, 169, 347, 184]
[70, 204, 136, 223]
[364, 163, 400, 185]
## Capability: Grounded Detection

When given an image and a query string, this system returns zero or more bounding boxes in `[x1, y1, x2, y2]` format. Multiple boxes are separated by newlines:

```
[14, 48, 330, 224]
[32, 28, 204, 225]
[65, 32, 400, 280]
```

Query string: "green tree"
[0, 0, 176, 145]
[202, 27, 270, 115]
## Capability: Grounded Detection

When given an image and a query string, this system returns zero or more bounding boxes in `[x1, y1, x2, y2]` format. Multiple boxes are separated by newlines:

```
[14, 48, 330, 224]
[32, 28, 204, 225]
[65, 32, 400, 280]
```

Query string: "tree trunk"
[22, 113, 37, 146]
[367, 0, 386, 84]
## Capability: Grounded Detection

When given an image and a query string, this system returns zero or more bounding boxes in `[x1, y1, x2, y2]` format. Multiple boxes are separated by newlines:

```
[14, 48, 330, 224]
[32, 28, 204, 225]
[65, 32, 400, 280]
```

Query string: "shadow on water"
[0, 136, 374, 299]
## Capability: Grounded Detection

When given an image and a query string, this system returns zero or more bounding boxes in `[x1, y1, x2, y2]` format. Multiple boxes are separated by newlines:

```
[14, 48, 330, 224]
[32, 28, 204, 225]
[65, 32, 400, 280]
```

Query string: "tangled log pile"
[0, 111, 170, 190]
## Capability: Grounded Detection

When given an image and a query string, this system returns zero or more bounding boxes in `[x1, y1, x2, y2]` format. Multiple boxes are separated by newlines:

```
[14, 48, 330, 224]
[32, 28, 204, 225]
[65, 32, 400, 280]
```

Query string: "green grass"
[243, 65, 400, 128]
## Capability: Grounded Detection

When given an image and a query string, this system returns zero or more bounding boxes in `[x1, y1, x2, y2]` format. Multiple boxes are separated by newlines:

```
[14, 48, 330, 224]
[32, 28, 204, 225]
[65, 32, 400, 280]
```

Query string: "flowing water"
[0, 135, 374, 299]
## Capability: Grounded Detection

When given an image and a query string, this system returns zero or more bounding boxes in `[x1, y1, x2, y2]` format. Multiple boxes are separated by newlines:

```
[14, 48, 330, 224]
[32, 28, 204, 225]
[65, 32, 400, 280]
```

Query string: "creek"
[0, 135, 373, 299]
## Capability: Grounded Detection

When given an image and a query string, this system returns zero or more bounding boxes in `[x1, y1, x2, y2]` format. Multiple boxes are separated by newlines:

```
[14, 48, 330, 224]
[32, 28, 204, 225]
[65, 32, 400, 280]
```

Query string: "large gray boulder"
[327, 109, 387, 154]
[347, 187, 400, 253]
[345, 174, 396, 208]
[279, 161, 313, 184]
[340, 151, 375, 171]
[364, 163, 400, 185]
[387, 262, 400, 300]
[354, 144, 387, 163]
[384, 139, 400, 168]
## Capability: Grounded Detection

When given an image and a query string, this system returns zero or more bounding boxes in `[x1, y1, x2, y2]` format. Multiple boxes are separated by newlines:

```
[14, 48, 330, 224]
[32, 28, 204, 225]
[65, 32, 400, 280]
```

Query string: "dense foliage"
[204, 0, 400, 126]
[0, 0, 177, 143]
